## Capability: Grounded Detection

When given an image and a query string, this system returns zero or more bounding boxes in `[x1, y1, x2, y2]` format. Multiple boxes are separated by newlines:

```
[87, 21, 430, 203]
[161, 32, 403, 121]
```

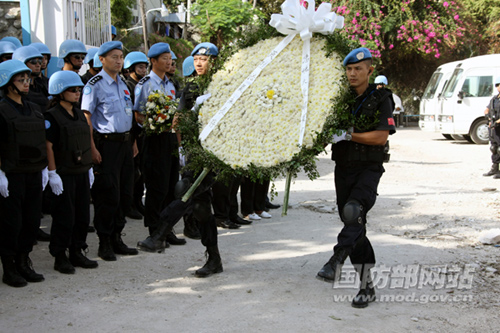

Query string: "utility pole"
[140, 0, 149, 53]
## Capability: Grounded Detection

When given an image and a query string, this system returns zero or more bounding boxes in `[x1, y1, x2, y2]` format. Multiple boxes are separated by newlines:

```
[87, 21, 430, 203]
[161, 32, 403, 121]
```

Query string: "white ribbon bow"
[199, 0, 344, 147]
[270, 0, 344, 41]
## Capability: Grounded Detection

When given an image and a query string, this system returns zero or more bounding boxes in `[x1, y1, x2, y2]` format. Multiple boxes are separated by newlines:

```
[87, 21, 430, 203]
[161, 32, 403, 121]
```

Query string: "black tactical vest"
[47, 105, 92, 175]
[332, 87, 391, 165]
[0, 100, 47, 173]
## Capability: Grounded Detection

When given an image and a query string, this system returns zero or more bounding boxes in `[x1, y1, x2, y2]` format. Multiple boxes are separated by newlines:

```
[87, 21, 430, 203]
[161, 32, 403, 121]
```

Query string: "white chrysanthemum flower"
[199, 36, 344, 169]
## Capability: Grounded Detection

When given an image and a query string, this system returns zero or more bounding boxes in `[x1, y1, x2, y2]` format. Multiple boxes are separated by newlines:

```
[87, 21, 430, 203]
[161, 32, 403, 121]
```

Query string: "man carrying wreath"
[134, 42, 186, 247]
[317, 47, 396, 308]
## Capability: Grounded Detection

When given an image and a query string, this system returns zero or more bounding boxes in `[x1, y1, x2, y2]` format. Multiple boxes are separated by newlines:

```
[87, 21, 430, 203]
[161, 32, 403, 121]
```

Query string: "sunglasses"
[28, 59, 42, 65]
[15, 78, 31, 84]
[496, 83, 500, 88]
[70, 54, 86, 60]
[66, 87, 82, 93]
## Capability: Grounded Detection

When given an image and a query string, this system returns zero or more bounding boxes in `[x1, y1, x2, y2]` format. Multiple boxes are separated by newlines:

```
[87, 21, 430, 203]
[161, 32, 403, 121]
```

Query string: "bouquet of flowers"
[141, 90, 178, 135]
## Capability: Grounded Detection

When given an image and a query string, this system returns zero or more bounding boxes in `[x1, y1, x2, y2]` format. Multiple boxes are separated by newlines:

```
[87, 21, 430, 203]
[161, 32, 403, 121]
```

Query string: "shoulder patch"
[134, 85, 142, 97]
[45, 120, 51, 129]
[138, 76, 150, 85]
[88, 75, 103, 86]
[83, 86, 92, 95]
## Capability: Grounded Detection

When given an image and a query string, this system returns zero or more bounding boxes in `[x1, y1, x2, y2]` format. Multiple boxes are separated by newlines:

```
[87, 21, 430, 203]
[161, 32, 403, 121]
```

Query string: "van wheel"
[470, 119, 489, 144]
[450, 134, 464, 140]
[463, 135, 473, 143]
[442, 134, 453, 140]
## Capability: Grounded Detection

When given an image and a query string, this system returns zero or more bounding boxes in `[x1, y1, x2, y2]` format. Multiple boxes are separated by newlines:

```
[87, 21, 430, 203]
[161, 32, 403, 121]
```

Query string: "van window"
[460, 76, 493, 97]
[443, 68, 463, 98]
[423, 72, 443, 99]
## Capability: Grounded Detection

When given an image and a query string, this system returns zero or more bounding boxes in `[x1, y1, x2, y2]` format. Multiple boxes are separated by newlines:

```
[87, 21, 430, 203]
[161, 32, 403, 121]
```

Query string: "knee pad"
[342, 200, 363, 226]
[174, 178, 191, 199]
[193, 201, 212, 222]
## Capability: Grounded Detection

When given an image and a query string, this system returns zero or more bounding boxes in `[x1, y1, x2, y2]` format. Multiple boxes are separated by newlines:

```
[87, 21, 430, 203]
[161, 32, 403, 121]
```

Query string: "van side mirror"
[458, 91, 464, 100]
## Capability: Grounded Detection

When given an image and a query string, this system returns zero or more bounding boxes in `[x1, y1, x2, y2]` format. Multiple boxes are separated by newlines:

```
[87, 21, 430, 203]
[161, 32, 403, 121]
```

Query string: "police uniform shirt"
[353, 84, 396, 134]
[81, 69, 133, 134]
[133, 70, 176, 112]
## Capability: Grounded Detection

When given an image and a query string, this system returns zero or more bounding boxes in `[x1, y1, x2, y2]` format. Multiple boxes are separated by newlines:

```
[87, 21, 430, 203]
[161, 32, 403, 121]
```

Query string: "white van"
[437, 54, 500, 144]
[419, 61, 460, 135]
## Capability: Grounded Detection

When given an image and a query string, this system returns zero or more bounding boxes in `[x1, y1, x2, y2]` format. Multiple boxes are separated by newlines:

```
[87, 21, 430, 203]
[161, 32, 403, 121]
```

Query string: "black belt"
[99, 132, 131, 142]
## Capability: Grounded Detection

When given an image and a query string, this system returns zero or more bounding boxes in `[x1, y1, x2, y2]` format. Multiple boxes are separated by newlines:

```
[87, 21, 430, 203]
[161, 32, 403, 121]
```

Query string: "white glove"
[0, 170, 9, 198]
[192, 93, 212, 112]
[41, 167, 49, 190]
[332, 130, 347, 143]
[179, 147, 186, 167]
[48, 170, 64, 195]
[88, 167, 95, 188]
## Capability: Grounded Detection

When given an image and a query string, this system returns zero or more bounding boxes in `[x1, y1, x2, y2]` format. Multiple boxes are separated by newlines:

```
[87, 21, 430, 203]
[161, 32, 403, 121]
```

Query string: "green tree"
[461, 0, 500, 53]
[111, 0, 135, 29]
[190, 0, 263, 47]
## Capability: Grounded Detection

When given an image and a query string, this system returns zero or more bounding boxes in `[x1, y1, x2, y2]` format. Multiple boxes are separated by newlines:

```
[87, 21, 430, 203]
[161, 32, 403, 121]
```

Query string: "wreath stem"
[181, 167, 211, 202]
[282, 171, 292, 216]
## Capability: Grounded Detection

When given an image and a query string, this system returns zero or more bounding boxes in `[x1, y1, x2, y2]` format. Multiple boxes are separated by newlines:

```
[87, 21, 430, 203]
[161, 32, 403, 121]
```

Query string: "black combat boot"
[165, 230, 186, 245]
[137, 236, 167, 253]
[15, 254, 44, 282]
[351, 264, 376, 308]
[69, 249, 98, 269]
[111, 233, 139, 255]
[54, 252, 75, 274]
[98, 236, 117, 261]
[483, 163, 499, 176]
[183, 214, 201, 240]
[316, 249, 349, 282]
[1, 256, 27, 287]
[195, 246, 223, 278]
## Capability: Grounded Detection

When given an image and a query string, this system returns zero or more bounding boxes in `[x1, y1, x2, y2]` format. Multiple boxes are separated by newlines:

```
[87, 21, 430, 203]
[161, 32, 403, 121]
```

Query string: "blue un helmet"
[12, 45, 43, 64]
[1, 36, 22, 49]
[93, 52, 103, 68]
[495, 76, 500, 86]
[58, 39, 87, 59]
[84, 48, 99, 64]
[111, 25, 117, 37]
[49, 70, 84, 95]
[0, 59, 31, 88]
[31, 42, 51, 57]
[191, 42, 218, 56]
[124, 51, 148, 69]
[170, 51, 177, 60]
[0, 41, 16, 59]
[182, 56, 195, 77]
[374, 75, 388, 86]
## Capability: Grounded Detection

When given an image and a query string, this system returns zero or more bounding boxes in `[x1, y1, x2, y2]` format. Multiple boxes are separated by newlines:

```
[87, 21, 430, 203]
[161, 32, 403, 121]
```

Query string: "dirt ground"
[2, 127, 500, 332]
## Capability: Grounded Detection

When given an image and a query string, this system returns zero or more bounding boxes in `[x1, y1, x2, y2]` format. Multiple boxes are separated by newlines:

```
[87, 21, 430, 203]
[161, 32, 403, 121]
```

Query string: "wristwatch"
[345, 127, 353, 141]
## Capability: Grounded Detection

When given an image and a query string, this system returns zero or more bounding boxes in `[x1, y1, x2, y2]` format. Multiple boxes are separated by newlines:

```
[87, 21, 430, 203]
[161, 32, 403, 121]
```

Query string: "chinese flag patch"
[388, 118, 395, 126]
[124, 90, 130, 95]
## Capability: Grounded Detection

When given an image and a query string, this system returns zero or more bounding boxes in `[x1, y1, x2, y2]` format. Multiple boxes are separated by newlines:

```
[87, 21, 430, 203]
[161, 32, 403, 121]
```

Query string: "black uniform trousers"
[91, 139, 134, 237]
[0, 172, 42, 256]
[489, 126, 500, 164]
[212, 178, 233, 222]
[49, 172, 90, 256]
[333, 163, 384, 266]
[240, 177, 269, 216]
[159, 173, 218, 247]
[143, 132, 179, 232]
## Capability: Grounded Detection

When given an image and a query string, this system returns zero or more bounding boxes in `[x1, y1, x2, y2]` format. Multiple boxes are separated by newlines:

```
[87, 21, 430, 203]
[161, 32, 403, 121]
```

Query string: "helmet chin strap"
[68, 58, 82, 71]
[11, 84, 28, 96]
[134, 71, 144, 80]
